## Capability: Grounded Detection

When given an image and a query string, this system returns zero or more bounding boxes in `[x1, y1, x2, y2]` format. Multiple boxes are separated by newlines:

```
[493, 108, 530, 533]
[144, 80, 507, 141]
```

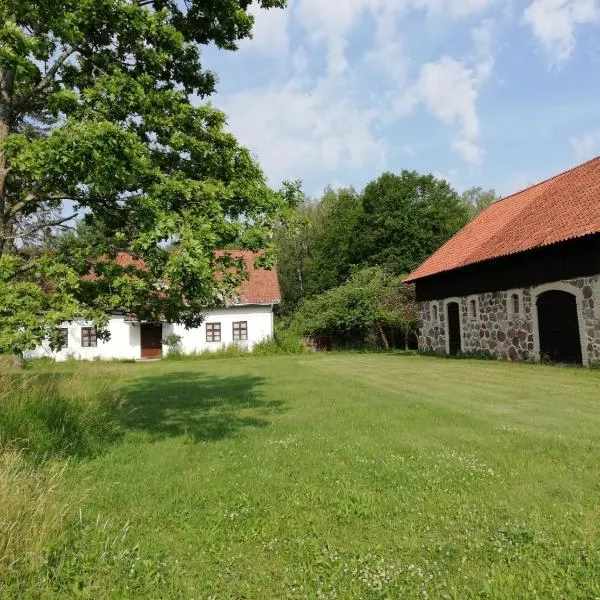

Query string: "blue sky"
[204, 0, 600, 198]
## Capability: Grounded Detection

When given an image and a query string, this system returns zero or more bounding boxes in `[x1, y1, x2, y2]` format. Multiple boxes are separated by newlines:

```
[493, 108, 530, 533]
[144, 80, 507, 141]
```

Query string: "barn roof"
[111, 250, 281, 305]
[404, 156, 600, 283]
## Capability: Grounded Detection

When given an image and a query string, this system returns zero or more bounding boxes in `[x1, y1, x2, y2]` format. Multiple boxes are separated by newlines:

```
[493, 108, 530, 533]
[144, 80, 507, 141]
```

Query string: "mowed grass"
[5, 355, 600, 598]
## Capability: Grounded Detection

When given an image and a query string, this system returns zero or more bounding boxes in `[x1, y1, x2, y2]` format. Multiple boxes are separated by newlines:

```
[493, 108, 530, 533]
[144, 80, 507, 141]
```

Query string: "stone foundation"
[418, 276, 600, 366]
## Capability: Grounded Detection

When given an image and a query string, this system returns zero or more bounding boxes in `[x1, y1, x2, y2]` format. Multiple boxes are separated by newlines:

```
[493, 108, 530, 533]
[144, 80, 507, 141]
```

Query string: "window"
[511, 293, 520, 314]
[81, 327, 97, 348]
[469, 299, 477, 318]
[432, 305, 438, 320]
[206, 322, 221, 343]
[59, 328, 68, 350]
[232, 321, 248, 341]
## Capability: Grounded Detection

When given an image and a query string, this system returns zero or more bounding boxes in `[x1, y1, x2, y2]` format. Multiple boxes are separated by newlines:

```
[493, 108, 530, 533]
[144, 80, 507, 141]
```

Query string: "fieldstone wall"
[418, 300, 447, 353]
[418, 275, 600, 366]
[576, 276, 600, 364]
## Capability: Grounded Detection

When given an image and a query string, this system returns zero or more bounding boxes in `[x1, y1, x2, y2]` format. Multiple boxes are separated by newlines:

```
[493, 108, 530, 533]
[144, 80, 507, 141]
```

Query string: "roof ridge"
[404, 155, 600, 283]
[492, 154, 600, 207]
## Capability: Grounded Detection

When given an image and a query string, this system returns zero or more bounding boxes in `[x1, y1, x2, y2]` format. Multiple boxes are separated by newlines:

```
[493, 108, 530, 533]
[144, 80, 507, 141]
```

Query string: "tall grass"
[0, 450, 72, 589]
[0, 362, 127, 596]
[0, 368, 121, 461]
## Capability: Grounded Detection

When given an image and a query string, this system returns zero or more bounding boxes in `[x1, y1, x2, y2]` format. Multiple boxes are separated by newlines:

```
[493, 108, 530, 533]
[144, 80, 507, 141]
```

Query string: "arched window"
[470, 299, 477, 318]
[511, 293, 520, 314]
[433, 304, 438, 320]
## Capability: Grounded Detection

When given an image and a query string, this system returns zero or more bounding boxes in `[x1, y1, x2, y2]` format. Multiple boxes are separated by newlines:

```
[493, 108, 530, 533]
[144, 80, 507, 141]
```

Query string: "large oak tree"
[0, 0, 299, 353]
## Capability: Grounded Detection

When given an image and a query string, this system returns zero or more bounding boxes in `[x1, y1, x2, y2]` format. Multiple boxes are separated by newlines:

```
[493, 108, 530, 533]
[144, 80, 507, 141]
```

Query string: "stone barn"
[404, 157, 600, 366]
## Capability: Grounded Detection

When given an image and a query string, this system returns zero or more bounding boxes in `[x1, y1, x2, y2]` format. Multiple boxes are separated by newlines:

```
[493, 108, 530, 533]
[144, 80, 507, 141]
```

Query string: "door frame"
[443, 297, 463, 356]
[531, 282, 588, 366]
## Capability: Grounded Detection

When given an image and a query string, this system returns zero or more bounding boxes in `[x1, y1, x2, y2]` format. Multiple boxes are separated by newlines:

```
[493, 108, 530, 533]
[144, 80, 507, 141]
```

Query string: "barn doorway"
[447, 302, 461, 356]
[141, 324, 163, 360]
[537, 291, 582, 365]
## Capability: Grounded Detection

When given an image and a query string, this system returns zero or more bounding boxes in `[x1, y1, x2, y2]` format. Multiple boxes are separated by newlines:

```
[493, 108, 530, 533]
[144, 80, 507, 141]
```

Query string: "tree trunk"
[376, 323, 389, 350]
[404, 328, 409, 351]
[296, 260, 304, 296]
[0, 67, 15, 257]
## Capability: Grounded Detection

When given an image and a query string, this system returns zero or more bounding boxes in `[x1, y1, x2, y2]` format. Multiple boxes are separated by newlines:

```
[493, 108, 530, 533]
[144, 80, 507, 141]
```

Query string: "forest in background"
[275, 172, 498, 349]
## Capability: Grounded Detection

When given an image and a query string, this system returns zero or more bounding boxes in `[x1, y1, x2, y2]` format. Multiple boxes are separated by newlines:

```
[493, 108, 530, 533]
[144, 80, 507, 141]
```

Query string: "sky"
[202, 0, 600, 199]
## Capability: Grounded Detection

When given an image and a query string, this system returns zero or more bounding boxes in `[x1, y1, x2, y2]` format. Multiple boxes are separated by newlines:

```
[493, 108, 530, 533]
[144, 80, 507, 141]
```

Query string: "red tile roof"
[214, 250, 281, 304]
[111, 250, 281, 305]
[405, 156, 600, 283]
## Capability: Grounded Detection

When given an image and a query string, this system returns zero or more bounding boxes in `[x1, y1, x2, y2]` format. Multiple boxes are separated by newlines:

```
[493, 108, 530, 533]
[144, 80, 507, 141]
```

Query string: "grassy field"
[3, 354, 600, 598]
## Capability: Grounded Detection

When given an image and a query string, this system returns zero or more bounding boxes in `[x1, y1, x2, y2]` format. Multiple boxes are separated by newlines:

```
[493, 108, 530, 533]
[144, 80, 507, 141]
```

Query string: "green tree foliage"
[274, 200, 315, 308]
[276, 173, 477, 311]
[0, 0, 300, 354]
[351, 171, 471, 276]
[275, 187, 360, 309]
[461, 186, 500, 219]
[304, 186, 361, 296]
[292, 266, 418, 349]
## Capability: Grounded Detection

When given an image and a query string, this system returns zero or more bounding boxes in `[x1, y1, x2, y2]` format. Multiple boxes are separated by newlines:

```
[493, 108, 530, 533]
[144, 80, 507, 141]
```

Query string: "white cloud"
[294, 0, 392, 74]
[524, 0, 599, 66]
[414, 0, 496, 18]
[570, 129, 600, 160]
[221, 74, 386, 185]
[472, 19, 495, 82]
[378, 14, 497, 166]
[239, 3, 291, 55]
[365, 6, 410, 85]
[218, 0, 499, 186]
[395, 21, 495, 167]
[416, 57, 484, 165]
[293, 0, 494, 74]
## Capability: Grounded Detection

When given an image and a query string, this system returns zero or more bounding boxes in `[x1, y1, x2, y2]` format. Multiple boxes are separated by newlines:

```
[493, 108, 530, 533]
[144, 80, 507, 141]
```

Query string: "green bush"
[0, 369, 121, 461]
[163, 343, 251, 361]
[253, 330, 305, 356]
[292, 266, 417, 350]
[162, 333, 183, 359]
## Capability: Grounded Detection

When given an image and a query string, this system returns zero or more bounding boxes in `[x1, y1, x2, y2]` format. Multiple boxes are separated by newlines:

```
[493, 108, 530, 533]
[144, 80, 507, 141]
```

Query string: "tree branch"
[4, 213, 78, 240]
[6, 190, 80, 220]
[5, 192, 39, 220]
[34, 46, 79, 95]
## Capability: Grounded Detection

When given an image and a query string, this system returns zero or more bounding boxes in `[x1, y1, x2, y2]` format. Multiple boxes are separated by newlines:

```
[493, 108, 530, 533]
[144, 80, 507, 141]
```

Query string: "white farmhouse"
[26, 251, 281, 361]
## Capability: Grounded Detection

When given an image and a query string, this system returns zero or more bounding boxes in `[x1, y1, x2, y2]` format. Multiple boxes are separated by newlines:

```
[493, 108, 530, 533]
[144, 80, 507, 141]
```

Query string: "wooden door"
[447, 302, 461, 356]
[141, 324, 163, 359]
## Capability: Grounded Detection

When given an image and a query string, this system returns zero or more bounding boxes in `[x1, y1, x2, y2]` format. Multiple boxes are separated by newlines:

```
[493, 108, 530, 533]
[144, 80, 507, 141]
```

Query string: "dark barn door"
[141, 324, 163, 359]
[447, 302, 461, 356]
[537, 291, 582, 365]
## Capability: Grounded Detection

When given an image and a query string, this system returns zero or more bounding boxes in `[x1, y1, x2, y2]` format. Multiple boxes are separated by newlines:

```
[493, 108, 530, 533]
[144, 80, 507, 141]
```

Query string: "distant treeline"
[276, 171, 498, 349]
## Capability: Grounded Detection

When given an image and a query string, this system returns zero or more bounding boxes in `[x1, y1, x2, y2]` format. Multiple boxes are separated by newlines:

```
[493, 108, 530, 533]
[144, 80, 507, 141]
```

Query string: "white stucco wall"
[25, 315, 142, 361]
[24, 305, 275, 361]
[164, 304, 274, 355]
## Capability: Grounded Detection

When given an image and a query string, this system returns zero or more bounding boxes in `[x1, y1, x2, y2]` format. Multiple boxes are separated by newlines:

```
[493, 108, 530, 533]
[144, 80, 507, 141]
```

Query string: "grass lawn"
[8, 354, 600, 598]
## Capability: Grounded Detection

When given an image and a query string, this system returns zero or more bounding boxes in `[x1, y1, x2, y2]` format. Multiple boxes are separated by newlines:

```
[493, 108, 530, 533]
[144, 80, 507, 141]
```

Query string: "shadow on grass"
[119, 370, 284, 443]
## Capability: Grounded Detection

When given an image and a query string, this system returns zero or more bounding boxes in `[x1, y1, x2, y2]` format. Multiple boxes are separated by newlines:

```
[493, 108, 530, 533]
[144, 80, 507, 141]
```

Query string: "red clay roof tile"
[405, 156, 600, 282]
[109, 250, 281, 304]
[214, 250, 281, 304]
